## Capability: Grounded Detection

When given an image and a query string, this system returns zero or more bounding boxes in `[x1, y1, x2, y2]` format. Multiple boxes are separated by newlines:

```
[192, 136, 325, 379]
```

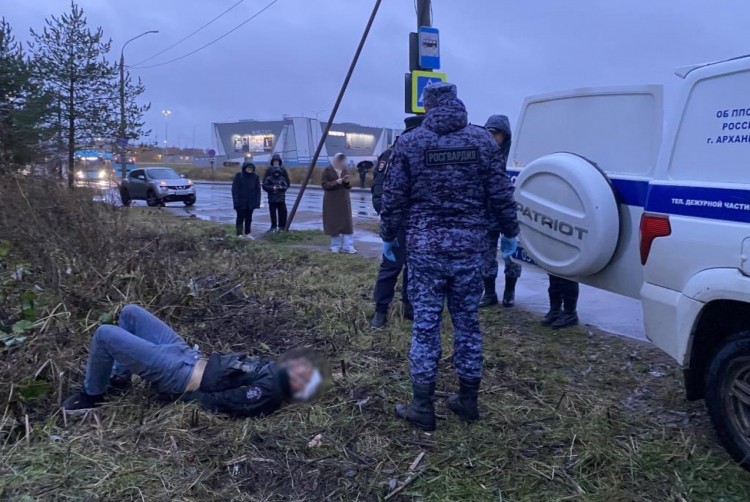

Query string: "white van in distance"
[507, 54, 750, 468]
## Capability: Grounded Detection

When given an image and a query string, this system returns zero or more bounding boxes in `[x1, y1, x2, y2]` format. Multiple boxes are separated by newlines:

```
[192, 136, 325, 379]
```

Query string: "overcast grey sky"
[5, 0, 750, 150]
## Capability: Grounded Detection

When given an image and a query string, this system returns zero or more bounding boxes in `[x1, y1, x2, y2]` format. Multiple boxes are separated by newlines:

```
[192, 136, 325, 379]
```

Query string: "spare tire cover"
[514, 152, 620, 277]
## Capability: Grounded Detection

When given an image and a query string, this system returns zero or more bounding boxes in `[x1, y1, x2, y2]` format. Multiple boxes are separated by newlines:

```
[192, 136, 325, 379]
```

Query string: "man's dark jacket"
[232, 164, 261, 210]
[182, 353, 291, 418]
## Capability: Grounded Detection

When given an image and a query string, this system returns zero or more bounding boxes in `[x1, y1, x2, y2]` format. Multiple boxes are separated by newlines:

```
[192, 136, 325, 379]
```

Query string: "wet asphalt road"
[113, 181, 646, 341]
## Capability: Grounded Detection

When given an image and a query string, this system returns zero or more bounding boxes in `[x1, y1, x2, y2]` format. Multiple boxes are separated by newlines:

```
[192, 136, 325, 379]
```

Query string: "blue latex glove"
[500, 236, 518, 260]
[382, 239, 398, 262]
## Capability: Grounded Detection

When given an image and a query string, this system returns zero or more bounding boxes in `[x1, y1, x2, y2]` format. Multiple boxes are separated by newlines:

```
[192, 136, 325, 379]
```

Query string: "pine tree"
[0, 18, 52, 175]
[29, 1, 118, 187]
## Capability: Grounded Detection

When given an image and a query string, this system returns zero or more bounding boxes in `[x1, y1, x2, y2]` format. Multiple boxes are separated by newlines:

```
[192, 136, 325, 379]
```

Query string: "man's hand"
[500, 236, 518, 260]
[337, 178, 343, 185]
[382, 239, 398, 262]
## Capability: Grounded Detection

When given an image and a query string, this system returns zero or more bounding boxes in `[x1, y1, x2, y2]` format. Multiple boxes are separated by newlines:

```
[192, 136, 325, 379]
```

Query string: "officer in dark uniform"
[380, 83, 519, 430]
[370, 115, 424, 329]
[480, 114, 523, 308]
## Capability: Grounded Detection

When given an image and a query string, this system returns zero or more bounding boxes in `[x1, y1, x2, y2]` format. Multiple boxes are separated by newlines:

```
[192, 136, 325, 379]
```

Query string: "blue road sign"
[411, 70, 447, 113]
[418, 26, 440, 70]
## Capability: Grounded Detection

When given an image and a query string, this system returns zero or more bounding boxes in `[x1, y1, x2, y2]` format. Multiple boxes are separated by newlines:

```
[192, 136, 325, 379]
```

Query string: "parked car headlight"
[76, 171, 84, 179]
[98, 170, 107, 179]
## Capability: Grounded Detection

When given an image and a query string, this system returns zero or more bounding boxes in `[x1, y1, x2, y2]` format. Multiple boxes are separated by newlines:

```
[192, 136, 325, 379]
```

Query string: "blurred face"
[287, 358, 314, 396]
[491, 131, 507, 146]
[271, 160, 281, 167]
[333, 156, 346, 169]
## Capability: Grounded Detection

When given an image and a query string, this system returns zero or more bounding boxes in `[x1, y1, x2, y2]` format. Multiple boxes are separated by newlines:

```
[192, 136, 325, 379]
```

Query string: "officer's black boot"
[395, 383, 436, 431]
[541, 297, 562, 326]
[447, 378, 480, 422]
[551, 292, 579, 329]
[502, 277, 517, 308]
[370, 311, 387, 330]
[479, 277, 498, 308]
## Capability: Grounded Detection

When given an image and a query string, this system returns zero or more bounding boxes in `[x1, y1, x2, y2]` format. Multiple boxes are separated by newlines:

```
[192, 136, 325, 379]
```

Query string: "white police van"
[507, 54, 750, 468]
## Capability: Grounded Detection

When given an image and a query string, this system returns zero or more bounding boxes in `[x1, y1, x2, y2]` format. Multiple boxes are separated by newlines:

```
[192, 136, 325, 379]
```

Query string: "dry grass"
[1, 177, 750, 500]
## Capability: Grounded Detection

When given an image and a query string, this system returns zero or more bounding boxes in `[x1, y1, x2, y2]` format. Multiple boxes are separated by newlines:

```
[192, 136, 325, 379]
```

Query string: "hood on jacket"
[270, 153, 283, 167]
[422, 83, 469, 136]
[484, 114, 513, 159]
[241, 162, 256, 175]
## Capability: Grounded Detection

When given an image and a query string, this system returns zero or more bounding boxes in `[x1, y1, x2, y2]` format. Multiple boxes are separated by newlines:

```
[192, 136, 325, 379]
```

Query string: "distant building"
[211, 117, 400, 168]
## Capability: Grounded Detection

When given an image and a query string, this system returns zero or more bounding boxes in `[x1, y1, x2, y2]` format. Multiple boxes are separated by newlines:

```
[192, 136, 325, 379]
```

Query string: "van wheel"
[705, 332, 750, 469]
[146, 190, 159, 207]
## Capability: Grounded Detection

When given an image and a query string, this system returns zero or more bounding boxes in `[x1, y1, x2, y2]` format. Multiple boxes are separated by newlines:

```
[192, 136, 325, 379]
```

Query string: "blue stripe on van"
[507, 168, 750, 223]
[645, 184, 750, 223]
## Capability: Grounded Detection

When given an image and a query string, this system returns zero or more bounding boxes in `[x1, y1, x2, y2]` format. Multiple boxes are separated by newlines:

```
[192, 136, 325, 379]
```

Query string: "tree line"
[0, 1, 149, 187]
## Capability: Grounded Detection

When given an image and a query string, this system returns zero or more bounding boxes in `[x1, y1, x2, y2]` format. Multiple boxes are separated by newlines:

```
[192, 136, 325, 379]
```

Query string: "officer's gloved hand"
[500, 236, 518, 260]
[382, 239, 398, 262]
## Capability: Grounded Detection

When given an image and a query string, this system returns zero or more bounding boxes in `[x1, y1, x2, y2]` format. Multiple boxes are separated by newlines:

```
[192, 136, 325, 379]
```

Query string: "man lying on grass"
[63, 305, 323, 417]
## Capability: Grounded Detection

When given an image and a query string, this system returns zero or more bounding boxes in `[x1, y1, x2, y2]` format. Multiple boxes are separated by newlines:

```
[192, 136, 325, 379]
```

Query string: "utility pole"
[119, 31, 158, 178]
[285, 0, 383, 230]
[417, 0, 431, 28]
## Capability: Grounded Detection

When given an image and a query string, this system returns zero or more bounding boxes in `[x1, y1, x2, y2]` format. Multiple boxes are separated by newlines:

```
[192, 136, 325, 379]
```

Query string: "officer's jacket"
[380, 95, 519, 255]
[182, 353, 290, 418]
[371, 148, 392, 215]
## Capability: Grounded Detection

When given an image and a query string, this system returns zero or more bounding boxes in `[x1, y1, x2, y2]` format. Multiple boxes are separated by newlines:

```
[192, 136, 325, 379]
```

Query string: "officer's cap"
[424, 82, 458, 109]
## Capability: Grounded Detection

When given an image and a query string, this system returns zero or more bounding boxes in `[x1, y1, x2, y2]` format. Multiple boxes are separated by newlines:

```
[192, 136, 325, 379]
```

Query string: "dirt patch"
[1, 177, 749, 500]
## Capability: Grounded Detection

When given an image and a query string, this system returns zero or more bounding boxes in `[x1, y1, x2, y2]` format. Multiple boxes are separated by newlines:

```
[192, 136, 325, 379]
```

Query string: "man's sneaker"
[551, 312, 579, 330]
[330, 248, 341, 254]
[245, 234, 255, 241]
[341, 248, 358, 255]
[62, 390, 105, 413]
[371, 311, 387, 330]
[266, 228, 277, 233]
[541, 309, 562, 326]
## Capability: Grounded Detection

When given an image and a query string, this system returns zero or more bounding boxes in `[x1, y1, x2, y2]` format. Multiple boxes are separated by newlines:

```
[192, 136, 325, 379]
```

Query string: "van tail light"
[640, 213, 671, 265]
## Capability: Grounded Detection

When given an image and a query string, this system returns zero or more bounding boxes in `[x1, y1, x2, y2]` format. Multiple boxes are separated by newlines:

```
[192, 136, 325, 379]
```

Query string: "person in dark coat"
[321, 152, 356, 254]
[369, 115, 424, 329]
[263, 153, 291, 186]
[480, 114, 523, 308]
[263, 159, 290, 232]
[380, 83, 519, 430]
[357, 162, 370, 188]
[61, 304, 325, 417]
[232, 162, 261, 239]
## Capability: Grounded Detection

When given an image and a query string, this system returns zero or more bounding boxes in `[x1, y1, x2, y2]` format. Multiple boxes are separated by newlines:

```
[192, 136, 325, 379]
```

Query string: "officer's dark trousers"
[408, 252, 484, 385]
[482, 229, 522, 283]
[268, 201, 287, 229]
[359, 173, 367, 188]
[548, 275, 579, 312]
[373, 227, 409, 313]
[235, 209, 254, 236]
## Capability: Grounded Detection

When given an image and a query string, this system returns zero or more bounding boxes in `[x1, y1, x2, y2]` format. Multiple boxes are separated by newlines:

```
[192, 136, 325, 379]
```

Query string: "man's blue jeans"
[84, 305, 200, 395]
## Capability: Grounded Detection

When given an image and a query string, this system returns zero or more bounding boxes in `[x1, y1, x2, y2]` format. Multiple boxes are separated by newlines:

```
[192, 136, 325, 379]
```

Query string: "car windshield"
[147, 168, 181, 180]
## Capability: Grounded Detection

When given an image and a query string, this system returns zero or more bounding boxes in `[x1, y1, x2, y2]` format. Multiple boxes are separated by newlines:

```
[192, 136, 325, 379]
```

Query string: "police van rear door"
[508, 85, 664, 299]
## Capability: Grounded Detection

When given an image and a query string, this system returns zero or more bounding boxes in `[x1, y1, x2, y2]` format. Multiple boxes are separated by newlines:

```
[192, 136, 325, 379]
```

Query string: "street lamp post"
[120, 30, 158, 178]
[161, 109, 172, 160]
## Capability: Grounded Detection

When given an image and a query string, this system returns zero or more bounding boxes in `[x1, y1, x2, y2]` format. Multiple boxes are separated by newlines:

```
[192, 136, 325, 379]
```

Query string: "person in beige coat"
[321, 152, 356, 254]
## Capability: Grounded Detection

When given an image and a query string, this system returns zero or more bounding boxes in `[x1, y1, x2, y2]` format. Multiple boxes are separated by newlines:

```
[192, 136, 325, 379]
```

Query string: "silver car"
[120, 167, 196, 207]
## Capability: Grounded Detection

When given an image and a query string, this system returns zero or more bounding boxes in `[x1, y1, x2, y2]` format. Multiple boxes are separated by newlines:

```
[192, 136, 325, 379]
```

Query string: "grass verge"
[0, 177, 749, 500]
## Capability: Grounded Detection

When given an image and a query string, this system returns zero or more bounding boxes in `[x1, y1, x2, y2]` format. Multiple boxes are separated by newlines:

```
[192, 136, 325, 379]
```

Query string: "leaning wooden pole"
[285, 0, 382, 230]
